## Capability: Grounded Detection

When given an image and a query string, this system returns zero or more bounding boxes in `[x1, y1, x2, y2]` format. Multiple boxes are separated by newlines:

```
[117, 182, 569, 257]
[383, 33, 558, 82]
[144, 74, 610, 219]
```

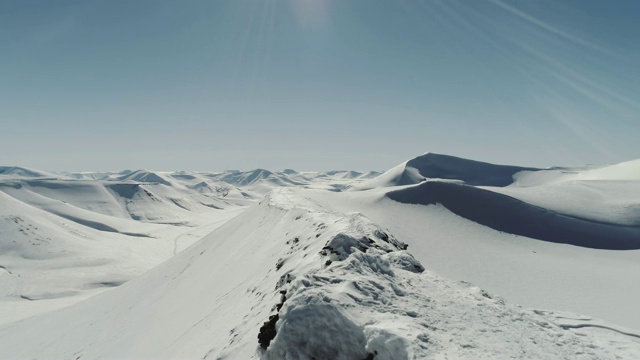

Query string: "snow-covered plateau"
[0, 154, 639, 359]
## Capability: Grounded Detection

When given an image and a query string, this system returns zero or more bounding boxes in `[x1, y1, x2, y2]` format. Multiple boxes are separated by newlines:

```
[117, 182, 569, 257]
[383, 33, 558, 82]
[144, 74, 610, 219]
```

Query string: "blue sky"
[1, 0, 638, 171]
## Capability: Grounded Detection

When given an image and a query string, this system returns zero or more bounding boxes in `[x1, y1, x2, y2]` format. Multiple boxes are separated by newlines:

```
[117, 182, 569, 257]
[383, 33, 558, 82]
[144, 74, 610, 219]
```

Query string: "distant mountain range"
[1, 154, 639, 359]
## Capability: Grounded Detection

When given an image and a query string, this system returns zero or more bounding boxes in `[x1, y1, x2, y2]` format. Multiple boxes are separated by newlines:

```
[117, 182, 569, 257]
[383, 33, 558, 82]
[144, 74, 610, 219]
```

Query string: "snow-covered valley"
[1, 154, 639, 359]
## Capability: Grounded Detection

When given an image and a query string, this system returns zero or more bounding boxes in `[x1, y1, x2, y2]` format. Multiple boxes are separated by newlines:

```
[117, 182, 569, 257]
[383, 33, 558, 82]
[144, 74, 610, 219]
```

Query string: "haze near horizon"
[1, 0, 638, 171]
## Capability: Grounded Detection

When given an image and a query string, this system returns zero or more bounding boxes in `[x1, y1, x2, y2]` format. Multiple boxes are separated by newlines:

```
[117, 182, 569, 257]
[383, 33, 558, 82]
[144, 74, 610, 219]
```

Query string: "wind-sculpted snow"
[356, 153, 538, 189]
[404, 153, 538, 186]
[387, 181, 640, 250]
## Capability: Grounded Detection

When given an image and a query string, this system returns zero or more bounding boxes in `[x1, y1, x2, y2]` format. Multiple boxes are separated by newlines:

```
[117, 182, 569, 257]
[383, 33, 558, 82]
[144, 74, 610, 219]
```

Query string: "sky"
[1, 0, 638, 171]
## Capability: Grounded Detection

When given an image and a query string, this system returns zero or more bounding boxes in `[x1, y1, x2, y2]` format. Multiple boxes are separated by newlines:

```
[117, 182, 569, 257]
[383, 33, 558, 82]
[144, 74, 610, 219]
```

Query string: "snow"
[489, 161, 640, 226]
[490, 179, 640, 226]
[0, 174, 244, 326]
[0, 166, 62, 179]
[355, 152, 538, 190]
[116, 169, 176, 186]
[387, 180, 640, 249]
[1, 155, 639, 359]
[1, 188, 639, 359]
[319, 189, 640, 330]
[574, 159, 640, 181]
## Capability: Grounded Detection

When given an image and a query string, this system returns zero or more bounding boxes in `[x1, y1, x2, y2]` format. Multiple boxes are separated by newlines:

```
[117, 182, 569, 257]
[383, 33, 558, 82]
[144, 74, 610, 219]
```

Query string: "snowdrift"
[387, 181, 640, 250]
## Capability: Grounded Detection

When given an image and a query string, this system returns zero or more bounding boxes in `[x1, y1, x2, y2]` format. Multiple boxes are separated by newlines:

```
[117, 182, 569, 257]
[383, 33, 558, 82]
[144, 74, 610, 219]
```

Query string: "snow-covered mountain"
[0, 166, 62, 179]
[347, 153, 640, 329]
[0, 167, 382, 325]
[1, 155, 639, 359]
[354, 152, 540, 189]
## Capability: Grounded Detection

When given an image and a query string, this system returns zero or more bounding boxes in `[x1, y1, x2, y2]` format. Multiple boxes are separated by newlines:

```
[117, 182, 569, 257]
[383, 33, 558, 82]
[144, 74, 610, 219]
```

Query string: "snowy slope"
[356, 154, 640, 248]
[115, 169, 174, 185]
[486, 160, 640, 226]
[2, 156, 639, 359]
[1, 188, 638, 359]
[0, 167, 380, 327]
[199, 168, 381, 196]
[343, 154, 640, 330]
[314, 187, 640, 331]
[63, 168, 382, 201]
[387, 181, 640, 250]
[573, 159, 640, 181]
[0, 173, 243, 325]
[355, 153, 538, 189]
[0, 166, 62, 179]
